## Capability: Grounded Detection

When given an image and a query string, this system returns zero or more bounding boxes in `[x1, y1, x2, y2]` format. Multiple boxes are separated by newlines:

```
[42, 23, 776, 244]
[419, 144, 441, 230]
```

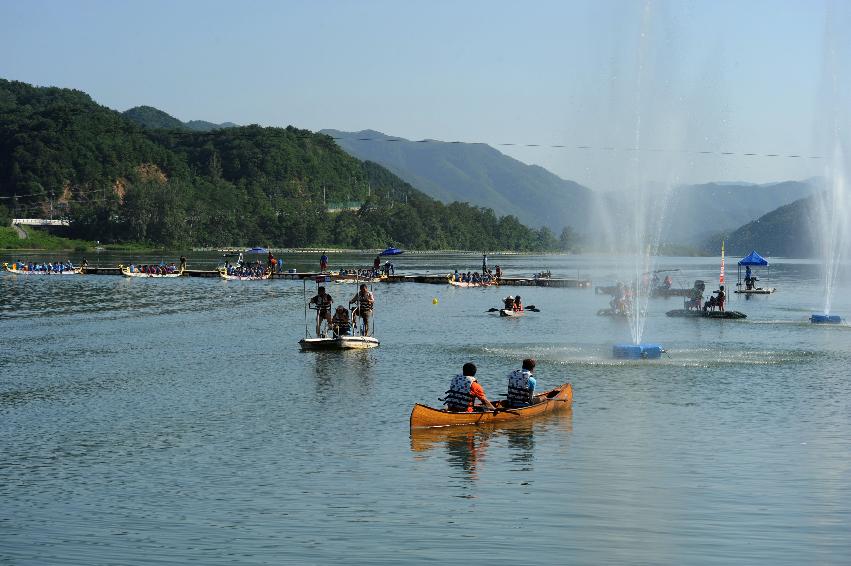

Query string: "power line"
[3, 119, 824, 160]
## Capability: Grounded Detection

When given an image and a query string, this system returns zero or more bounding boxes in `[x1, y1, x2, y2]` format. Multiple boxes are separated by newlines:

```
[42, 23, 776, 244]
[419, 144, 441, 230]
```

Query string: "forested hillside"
[0, 79, 562, 251]
[710, 196, 817, 257]
[123, 105, 238, 132]
[322, 129, 594, 233]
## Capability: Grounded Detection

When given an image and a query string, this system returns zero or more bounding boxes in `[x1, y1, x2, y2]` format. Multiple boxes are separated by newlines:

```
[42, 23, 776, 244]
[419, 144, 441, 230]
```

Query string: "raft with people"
[409, 383, 573, 428]
[665, 309, 747, 319]
[2, 261, 82, 275]
[120, 264, 183, 278]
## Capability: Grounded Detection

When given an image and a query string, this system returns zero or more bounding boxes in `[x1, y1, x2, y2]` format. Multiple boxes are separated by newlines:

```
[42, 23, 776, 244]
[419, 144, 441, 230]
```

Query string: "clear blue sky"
[1, 0, 848, 190]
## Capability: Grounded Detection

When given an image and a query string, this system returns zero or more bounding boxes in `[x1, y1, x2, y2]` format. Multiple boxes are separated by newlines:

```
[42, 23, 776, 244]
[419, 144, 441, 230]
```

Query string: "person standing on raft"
[351, 283, 375, 336]
[309, 286, 334, 336]
[713, 285, 726, 312]
[444, 362, 495, 413]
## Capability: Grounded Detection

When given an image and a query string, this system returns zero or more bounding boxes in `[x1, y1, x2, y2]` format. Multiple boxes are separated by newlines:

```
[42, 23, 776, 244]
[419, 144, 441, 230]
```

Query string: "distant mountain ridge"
[322, 129, 595, 233]
[323, 129, 818, 245]
[123, 105, 237, 132]
[662, 180, 819, 245]
[715, 195, 819, 257]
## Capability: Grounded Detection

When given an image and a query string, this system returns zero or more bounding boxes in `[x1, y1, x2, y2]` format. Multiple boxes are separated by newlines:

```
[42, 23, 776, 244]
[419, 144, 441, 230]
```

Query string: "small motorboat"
[666, 309, 747, 319]
[379, 247, 404, 256]
[410, 383, 573, 428]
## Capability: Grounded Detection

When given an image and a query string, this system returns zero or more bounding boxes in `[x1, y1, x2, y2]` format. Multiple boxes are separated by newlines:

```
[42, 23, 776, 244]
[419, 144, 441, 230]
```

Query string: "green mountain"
[708, 196, 818, 257]
[123, 105, 237, 132]
[662, 180, 818, 245]
[0, 78, 560, 251]
[321, 129, 594, 233]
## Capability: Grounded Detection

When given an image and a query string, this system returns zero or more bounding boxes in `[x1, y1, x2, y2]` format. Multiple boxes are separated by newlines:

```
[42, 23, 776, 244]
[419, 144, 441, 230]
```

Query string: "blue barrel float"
[613, 343, 665, 360]
[810, 314, 842, 324]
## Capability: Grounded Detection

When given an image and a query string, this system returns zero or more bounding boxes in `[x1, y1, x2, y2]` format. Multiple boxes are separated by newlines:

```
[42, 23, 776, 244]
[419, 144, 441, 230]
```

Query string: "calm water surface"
[1, 253, 849, 564]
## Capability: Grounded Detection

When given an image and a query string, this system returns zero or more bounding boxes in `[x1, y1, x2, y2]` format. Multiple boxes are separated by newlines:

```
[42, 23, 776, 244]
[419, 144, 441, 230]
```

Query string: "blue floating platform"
[810, 314, 842, 324]
[613, 343, 664, 360]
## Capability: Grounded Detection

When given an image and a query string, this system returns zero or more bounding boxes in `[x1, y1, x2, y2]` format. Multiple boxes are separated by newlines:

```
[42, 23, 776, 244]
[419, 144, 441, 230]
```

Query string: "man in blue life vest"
[444, 362, 495, 413]
[506, 358, 537, 408]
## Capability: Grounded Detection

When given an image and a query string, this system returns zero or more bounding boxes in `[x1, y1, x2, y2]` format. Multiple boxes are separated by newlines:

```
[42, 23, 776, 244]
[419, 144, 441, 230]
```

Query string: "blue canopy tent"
[737, 250, 770, 289]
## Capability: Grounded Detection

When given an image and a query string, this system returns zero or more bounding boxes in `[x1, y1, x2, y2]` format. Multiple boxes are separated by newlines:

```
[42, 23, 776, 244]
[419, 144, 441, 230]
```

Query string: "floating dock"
[76, 268, 591, 287]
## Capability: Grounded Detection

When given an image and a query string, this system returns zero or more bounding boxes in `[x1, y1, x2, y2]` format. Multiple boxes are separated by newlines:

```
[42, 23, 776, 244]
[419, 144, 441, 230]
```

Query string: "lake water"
[1, 252, 850, 565]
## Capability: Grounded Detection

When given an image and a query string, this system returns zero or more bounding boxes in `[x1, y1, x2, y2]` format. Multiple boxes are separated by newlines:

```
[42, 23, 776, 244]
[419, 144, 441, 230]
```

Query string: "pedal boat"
[299, 335, 380, 351]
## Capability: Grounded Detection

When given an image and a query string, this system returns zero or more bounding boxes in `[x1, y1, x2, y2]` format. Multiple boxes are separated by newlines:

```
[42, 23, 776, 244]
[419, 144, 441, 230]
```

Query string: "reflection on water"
[410, 411, 573, 485]
[2, 254, 851, 564]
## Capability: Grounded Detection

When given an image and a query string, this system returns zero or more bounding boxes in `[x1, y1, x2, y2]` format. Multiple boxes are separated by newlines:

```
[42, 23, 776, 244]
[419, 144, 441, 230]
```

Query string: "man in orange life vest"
[444, 362, 495, 412]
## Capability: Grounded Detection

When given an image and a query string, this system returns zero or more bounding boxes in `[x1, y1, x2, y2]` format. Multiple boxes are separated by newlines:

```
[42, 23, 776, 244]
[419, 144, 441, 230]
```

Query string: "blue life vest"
[506, 369, 534, 407]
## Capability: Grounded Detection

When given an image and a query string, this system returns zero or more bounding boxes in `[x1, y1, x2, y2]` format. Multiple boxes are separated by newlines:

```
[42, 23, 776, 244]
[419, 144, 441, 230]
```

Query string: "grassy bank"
[0, 227, 173, 252]
[0, 226, 92, 251]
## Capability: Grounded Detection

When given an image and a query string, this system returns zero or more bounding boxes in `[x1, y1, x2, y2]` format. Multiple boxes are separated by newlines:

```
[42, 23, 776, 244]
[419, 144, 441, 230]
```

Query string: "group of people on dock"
[372, 255, 395, 277]
[444, 359, 538, 412]
[309, 284, 375, 337]
[3, 260, 77, 273]
[224, 261, 269, 278]
[452, 270, 496, 284]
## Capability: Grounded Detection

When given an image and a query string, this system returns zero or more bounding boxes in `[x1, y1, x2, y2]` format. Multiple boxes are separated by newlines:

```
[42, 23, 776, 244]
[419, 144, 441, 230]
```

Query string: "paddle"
[490, 407, 521, 416]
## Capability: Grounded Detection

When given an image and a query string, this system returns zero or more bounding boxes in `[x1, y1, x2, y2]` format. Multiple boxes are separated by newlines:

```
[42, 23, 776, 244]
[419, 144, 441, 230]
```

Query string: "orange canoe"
[410, 383, 573, 428]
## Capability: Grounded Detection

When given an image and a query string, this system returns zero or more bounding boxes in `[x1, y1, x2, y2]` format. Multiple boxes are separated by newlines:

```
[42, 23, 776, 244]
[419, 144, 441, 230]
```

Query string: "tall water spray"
[813, 5, 851, 320]
[622, 0, 675, 345]
[817, 144, 849, 315]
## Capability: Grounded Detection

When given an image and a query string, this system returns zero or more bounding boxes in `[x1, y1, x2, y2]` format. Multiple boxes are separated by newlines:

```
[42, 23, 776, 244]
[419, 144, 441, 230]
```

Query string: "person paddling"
[444, 362, 495, 413]
[506, 358, 537, 408]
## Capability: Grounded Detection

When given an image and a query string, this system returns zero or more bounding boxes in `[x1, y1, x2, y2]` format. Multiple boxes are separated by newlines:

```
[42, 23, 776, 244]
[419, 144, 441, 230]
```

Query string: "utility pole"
[49, 191, 55, 220]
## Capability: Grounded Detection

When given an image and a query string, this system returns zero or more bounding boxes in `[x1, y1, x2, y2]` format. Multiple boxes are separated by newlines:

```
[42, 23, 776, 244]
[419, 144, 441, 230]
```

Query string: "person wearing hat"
[443, 362, 495, 413]
[331, 305, 351, 337]
[506, 358, 538, 408]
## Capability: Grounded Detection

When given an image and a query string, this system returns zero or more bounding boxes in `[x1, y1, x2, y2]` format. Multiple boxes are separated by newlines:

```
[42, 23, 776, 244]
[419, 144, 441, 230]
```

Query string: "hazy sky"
[1, 0, 849, 190]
